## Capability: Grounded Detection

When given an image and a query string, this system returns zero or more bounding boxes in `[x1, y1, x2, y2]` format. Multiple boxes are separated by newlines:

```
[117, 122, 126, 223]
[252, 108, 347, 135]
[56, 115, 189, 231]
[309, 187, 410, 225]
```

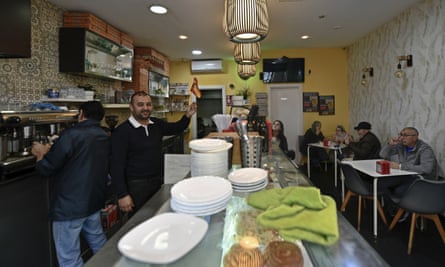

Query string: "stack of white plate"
[189, 139, 232, 177]
[170, 176, 233, 217]
[228, 168, 268, 193]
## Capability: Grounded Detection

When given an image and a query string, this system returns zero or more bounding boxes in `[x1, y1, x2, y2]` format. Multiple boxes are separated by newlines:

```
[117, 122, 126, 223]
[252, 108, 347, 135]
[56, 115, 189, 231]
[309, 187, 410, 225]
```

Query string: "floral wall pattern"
[0, 0, 120, 110]
[348, 0, 445, 176]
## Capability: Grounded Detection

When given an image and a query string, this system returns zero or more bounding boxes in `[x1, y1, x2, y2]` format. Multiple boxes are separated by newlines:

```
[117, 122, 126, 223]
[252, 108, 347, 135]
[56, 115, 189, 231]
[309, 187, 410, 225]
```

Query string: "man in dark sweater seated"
[111, 91, 197, 213]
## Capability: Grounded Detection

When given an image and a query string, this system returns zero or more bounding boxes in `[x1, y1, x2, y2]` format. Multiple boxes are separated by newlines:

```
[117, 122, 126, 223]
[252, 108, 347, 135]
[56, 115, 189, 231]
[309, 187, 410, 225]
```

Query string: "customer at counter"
[344, 121, 381, 160]
[300, 120, 329, 167]
[32, 101, 110, 267]
[110, 91, 197, 213]
[379, 127, 438, 194]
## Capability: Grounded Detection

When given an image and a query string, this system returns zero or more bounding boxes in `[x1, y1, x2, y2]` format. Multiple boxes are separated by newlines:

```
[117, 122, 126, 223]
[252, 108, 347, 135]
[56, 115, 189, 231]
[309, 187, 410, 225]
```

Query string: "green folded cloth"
[247, 186, 327, 210]
[247, 187, 339, 246]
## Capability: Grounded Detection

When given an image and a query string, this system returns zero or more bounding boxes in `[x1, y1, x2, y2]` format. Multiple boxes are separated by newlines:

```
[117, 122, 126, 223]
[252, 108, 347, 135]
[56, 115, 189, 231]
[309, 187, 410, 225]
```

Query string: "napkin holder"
[376, 160, 390, 174]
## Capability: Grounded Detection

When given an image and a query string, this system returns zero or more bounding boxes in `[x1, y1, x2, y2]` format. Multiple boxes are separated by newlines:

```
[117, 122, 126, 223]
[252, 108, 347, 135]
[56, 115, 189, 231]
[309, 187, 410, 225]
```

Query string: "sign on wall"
[302, 92, 319, 112]
[318, 95, 335, 115]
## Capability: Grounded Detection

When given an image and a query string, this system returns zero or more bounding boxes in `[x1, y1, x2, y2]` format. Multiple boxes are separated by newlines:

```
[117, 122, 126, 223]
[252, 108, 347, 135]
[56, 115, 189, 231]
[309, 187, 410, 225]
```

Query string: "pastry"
[264, 241, 303, 267]
[223, 244, 264, 267]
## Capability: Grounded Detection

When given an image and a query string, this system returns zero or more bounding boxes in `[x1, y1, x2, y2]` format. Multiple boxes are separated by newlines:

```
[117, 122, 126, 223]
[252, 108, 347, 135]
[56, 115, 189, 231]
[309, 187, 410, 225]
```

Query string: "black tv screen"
[262, 57, 304, 83]
[0, 0, 31, 58]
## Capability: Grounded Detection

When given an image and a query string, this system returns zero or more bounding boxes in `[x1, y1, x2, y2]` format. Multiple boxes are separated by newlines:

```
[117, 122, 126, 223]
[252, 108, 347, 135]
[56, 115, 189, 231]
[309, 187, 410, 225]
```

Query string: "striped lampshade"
[234, 42, 261, 64]
[237, 63, 256, 79]
[223, 0, 269, 43]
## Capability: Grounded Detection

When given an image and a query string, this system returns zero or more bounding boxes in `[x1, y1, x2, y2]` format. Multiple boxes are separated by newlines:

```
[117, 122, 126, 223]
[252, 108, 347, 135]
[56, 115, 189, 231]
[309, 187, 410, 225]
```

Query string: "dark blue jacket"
[35, 119, 110, 221]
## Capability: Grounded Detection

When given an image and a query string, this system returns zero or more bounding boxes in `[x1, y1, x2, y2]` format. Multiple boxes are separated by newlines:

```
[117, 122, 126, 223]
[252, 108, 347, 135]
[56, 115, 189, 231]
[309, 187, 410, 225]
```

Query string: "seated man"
[379, 127, 438, 197]
[344, 121, 381, 160]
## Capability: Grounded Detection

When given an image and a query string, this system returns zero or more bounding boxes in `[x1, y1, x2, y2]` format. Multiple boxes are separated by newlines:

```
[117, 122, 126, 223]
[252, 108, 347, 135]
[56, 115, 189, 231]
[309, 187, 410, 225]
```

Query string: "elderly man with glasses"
[379, 127, 438, 220]
[380, 127, 437, 180]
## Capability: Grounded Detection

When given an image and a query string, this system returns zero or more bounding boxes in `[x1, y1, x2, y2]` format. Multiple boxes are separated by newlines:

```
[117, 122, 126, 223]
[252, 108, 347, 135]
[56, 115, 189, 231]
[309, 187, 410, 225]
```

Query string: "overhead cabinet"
[59, 28, 133, 82]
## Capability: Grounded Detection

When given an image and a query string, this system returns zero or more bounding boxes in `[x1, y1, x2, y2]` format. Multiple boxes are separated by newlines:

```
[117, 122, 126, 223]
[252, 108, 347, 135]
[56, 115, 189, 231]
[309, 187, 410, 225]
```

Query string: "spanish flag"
[190, 77, 202, 98]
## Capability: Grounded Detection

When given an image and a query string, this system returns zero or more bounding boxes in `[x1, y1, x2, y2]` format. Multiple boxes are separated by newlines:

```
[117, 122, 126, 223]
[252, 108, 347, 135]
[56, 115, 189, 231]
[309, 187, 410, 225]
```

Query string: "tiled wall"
[0, 0, 121, 110]
[348, 0, 445, 176]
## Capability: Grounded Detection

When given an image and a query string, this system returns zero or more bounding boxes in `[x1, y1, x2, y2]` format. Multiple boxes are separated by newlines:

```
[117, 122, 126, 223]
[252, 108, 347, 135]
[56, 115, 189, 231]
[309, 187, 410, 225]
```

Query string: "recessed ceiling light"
[149, 5, 168, 15]
[192, 50, 202, 55]
[333, 25, 343, 30]
[178, 35, 188, 40]
[301, 35, 310, 40]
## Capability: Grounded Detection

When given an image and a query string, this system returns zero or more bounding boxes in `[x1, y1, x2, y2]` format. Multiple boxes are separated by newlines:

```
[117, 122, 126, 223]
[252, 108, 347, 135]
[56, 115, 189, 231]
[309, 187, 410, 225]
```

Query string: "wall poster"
[302, 92, 319, 112]
[318, 95, 335, 115]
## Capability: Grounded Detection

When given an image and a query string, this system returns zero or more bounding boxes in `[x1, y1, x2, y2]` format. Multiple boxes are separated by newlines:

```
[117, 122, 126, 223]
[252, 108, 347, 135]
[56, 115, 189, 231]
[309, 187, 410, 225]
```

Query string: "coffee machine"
[0, 110, 78, 179]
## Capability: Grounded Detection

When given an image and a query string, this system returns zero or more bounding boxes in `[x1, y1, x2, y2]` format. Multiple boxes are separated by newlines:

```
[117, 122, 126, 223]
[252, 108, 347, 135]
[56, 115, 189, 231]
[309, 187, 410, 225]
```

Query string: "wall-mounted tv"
[0, 0, 31, 58]
[261, 57, 304, 83]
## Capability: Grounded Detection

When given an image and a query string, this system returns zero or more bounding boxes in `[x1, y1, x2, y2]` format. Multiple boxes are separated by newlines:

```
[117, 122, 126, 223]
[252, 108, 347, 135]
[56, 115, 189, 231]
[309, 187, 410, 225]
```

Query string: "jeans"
[53, 211, 106, 267]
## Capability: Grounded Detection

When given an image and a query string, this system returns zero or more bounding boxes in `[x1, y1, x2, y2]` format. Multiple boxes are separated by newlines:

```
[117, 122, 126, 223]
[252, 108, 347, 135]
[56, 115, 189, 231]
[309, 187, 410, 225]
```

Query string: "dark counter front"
[0, 171, 56, 267]
[85, 145, 390, 267]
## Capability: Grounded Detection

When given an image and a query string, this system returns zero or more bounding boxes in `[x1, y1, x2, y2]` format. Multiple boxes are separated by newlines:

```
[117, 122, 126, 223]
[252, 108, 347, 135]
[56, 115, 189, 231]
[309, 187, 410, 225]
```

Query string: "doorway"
[191, 85, 226, 139]
[268, 84, 303, 162]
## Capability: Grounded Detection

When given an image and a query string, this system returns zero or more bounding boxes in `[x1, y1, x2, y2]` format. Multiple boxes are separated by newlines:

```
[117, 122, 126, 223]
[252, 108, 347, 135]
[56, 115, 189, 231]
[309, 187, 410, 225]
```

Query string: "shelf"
[103, 104, 129, 108]
[40, 98, 94, 102]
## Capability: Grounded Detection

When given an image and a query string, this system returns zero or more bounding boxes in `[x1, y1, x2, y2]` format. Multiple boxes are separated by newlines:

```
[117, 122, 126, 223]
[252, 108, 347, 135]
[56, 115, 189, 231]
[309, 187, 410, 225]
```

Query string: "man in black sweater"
[111, 91, 197, 213]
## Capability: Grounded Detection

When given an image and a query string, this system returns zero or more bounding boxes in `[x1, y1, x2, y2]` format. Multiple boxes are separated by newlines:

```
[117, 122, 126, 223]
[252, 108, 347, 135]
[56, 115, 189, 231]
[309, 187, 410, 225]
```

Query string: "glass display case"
[59, 28, 133, 82]
[149, 71, 169, 97]
[149, 71, 170, 115]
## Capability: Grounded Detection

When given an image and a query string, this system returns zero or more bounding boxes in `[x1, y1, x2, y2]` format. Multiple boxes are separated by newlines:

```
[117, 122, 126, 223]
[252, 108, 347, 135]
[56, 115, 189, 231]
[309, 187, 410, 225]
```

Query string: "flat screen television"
[261, 57, 305, 83]
[0, 0, 31, 58]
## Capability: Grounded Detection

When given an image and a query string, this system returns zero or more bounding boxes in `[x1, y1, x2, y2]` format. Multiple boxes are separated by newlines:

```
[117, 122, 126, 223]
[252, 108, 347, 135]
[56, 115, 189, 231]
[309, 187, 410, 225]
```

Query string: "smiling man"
[110, 91, 197, 214]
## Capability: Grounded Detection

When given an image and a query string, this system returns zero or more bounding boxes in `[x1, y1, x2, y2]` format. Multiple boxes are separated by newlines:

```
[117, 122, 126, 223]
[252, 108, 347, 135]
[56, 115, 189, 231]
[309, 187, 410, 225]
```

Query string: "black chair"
[388, 178, 445, 254]
[340, 163, 387, 231]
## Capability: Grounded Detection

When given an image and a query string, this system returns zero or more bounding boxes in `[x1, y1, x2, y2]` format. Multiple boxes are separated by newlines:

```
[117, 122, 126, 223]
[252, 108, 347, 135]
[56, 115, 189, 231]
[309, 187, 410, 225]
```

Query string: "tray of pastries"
[221, 196, 313, 267]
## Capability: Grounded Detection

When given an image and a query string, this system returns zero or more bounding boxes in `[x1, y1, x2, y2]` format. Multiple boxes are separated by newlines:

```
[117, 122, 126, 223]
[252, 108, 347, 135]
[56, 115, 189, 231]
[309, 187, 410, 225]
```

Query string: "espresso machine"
[0, 110, 78, 179]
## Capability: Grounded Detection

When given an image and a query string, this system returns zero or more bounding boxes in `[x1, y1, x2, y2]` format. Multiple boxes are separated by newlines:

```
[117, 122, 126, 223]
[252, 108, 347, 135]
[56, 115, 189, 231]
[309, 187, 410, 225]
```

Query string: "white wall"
[348, 0, 445, 176]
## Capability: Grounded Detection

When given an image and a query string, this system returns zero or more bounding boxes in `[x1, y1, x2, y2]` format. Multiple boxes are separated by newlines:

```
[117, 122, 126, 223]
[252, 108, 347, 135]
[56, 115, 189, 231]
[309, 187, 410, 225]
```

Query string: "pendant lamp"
[223, 0, 269, 43]
[237, 63, 256, 79]
[234, 42, 261, 65]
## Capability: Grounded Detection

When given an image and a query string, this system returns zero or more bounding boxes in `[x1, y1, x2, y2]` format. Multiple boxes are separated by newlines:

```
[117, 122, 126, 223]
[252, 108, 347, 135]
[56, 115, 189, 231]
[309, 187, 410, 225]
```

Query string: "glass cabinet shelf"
[59, 28, 133, 82]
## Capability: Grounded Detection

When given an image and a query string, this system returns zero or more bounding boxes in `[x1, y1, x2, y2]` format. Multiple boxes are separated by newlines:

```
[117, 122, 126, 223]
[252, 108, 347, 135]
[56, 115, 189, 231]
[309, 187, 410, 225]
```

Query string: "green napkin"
[281, 186, 327, 210]
[258, 196, 338, 245]
[247, 186, 326, 210]
[247, 187, 339, 246]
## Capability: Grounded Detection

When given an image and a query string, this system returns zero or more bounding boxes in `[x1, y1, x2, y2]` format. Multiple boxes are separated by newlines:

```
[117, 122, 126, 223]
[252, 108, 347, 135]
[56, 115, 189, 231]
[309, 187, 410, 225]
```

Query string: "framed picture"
[303, 92, 319, 112]
[318, 95, 335, 115]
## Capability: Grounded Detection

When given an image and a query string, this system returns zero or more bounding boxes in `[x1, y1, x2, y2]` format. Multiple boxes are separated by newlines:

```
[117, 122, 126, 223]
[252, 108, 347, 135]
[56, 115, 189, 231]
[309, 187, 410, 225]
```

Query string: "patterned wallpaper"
[0, 0, 120, 110]
[348, 0, 445, 176]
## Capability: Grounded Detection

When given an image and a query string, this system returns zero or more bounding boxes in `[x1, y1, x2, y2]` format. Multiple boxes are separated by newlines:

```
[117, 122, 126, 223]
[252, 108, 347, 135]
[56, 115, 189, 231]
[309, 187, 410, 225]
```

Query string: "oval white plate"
[228, 168, 268, 185]
[171, 176, 232, 204]
[118, 213, 208, 264]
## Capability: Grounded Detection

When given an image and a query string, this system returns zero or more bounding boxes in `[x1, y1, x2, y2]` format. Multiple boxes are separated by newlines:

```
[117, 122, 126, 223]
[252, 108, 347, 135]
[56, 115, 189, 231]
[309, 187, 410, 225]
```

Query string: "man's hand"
[390, 161, 400, 169]
[118, 195, 135, 212]
[31, 141, 51, 161]
[186, 102, 197, 118]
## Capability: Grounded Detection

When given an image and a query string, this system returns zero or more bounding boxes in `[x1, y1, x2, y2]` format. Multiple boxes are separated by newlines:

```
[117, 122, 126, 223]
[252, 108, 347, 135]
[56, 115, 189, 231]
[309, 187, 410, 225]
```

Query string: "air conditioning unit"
[191, 59, 223, 73]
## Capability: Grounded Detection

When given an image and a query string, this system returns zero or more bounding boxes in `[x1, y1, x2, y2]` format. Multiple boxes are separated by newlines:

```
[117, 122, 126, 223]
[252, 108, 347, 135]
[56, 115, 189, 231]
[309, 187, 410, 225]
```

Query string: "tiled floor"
[303, 164, 445, 267]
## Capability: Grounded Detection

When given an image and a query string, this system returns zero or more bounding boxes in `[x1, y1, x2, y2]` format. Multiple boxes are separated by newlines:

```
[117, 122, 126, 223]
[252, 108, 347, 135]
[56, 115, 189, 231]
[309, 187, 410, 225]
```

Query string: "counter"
[85, 145, 389, 267]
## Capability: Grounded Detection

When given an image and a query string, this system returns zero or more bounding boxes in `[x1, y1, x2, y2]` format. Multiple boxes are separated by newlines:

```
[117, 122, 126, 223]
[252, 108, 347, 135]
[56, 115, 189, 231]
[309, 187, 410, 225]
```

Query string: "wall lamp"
[360, 67, 373, 86]
[395, 54, 413, 78]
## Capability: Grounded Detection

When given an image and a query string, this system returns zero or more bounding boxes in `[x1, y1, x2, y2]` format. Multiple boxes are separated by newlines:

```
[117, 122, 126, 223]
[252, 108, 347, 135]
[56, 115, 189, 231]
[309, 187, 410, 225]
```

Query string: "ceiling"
[49, 0, 422, 61]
